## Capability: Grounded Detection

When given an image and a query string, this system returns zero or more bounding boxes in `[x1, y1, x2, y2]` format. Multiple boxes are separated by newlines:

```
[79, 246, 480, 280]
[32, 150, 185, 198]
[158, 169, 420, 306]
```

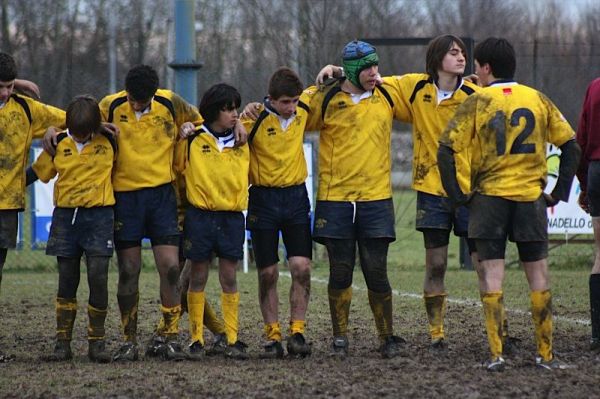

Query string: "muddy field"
[0, 270, 598, 398]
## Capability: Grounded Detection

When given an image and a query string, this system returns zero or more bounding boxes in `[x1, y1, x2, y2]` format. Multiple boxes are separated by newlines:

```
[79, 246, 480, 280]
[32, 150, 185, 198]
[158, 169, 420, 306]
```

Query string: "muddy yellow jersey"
[242, 94, 310, 187]
[440, 81, 575, 201]
[99, 89, 202, 192]
[0, 94, 66, 210]
[32, 131, 116, 207]
[174, 127, 249, 211]
[388, 73, 478, 195]
[304, 77, 404, 201]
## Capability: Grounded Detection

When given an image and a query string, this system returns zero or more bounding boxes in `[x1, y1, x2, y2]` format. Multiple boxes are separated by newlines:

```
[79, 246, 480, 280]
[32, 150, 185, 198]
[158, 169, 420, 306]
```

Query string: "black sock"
[590, 274, 600, 339]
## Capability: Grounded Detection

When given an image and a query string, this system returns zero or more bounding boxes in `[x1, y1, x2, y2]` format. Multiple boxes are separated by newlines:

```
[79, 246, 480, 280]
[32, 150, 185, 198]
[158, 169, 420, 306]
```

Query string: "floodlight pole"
[169, 0, 203, 105]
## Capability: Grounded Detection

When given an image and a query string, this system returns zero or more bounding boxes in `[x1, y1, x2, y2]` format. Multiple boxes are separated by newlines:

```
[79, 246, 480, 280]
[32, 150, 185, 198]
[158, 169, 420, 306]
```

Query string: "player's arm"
[173, 138, 189, 174]
[14, 79, 40, 100]
[29, 149, 57, 185]
[545, 139, 581, 206]
[437, 144, 468, 205]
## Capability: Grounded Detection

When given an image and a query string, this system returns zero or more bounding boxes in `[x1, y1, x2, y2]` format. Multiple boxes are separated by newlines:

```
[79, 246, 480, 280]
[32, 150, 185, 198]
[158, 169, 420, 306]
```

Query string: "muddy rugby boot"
[159, 340, 188, 361]
[88, 340, 112, 363]
[46, 340, 73, 361]
[590, 338, 600, 351]
[330, 336, 349, 359]
[259, 340, 284, 359]
[484, 356, 506, 372]
[224, 340, 249, 360]
[287, 333, 312, 358]
[188, 341, 205, 361]
[206, 333, 227, 356]
[379, 335, 406, 359]
[535, 356, 571, 370]
[430, 338, 448, 351]
[113, 342, 139, 362]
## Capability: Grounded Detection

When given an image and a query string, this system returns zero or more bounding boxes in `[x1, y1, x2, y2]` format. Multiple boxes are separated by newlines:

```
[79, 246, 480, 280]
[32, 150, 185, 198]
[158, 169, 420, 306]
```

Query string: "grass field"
[0, 190, 598, 397]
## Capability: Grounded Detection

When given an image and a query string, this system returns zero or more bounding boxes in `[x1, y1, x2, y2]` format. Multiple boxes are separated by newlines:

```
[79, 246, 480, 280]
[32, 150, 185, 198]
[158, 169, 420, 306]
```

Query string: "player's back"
[470, 81, 574, 201]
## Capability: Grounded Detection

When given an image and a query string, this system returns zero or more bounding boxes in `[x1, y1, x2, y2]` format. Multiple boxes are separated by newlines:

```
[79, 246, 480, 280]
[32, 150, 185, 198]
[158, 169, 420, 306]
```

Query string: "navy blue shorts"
[0, 210, 18, 249]
[46, 207, 114, 257]
[312, 198, 396, 244]
[415, 191, 468, 236]
[114, 183, 180, 244]
[183, 208, 245, 262]
[588, 161, 600, 217]
[246, 184, 311, 230]
[468, 193, 547, 242]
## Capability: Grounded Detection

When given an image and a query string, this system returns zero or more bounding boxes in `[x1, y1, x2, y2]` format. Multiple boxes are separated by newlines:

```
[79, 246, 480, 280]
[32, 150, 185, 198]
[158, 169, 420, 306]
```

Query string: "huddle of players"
[0, 31, 589, 370]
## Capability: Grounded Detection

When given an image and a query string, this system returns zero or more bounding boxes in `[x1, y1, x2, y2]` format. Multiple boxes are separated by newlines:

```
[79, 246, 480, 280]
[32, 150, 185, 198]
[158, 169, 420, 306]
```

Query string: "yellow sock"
[502, 301, 509, 342]
[87, 304, 107, 341]
[221, 291, 240, 345]
[117, 293, 138, 342]
[424, 293, 447, 341]
[289, 320, 306, 336]
[531, 289, 553, 361]
[328, 287, 352, 337]
[56, 297, 77, 341]
[160, 304, 182, 338]
[481, 291, 504, 358]
[368, 290, 394, 340]
[188, 291, 205, 345]
[204, 300, 225, 335]
[264, 322, 282, 341]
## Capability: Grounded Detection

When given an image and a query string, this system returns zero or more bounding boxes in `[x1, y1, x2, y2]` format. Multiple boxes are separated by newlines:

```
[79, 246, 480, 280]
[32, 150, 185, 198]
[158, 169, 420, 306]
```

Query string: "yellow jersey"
[440, 81, 575, 201]
[32, 131, 116, 207]
[174, 126, 249, 211]
[388, 73, 478, 195]
[99, 89, 202, 192]
[242, 94, 310, 187]
[0, 94, 65, 210]
[304, 77, 404, 201]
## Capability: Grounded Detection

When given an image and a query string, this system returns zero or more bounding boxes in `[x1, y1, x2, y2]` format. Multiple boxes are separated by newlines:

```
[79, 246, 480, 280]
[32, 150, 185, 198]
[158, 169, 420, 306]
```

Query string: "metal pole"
[108, 1, 117, 94]
[169, 0, 202, 105]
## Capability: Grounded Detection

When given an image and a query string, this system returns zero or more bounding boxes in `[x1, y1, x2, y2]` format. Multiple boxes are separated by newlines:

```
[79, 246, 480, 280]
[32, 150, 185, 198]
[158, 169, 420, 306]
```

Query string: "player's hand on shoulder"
[100, 122, 119, 138]
[42, 126, 60, 156]
[316, 65, 343, 89]
[240, 102, 261, 120]
[233, 119, 248, 146]
[464, 74, 481, 86]
[179, 122, 196, 139]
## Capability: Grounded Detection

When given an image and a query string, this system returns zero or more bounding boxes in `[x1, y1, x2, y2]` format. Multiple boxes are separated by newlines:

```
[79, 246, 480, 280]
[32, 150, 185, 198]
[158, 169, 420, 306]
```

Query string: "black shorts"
[246, 184, 311, 230]
[46, 207, 114, 258]
[114, 183, 180, 244]
[468, 193, 547, 242]
[183, 208, 245, 262]
[588, 161, 600, 217]
[415, 191, 468, 236]
[312, 198, 396, 244]
[0, 210, 18, 249]
[251, 225, 312, 268]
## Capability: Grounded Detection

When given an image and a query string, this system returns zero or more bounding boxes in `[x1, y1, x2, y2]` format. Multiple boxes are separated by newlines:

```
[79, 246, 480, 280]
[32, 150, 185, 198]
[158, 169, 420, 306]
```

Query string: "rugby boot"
[46, 340, 73, 361]
[287, 333, 312, 357]
[188, 341, 205, 361]
[206, 333, 227, 356]
[88, 340, 111, 363]
[259, 340, 284, 359]
[145, 335, 166, 358]
[590, 338, 600, 351]
[535, 356, 571, 370]
[113, 342, 139, 362]
[159, 340, 188, 361]
[484, 356, 506, 372]
[330, 336, 349, 359]
[430, 337, 448, 351]
[379, 335, 406, 359]
[224, 340, 249, 360]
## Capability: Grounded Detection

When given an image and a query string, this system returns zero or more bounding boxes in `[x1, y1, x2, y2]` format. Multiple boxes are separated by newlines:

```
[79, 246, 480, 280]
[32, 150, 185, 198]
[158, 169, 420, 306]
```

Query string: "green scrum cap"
[341, 40, 379, 90]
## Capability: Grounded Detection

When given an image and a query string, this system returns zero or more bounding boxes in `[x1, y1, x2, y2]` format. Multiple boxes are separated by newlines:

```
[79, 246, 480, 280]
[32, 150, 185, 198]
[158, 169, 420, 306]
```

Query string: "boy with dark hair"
[29, 95, 116, 363]
[99, 64, 203, 361]
[0, 52, 65, 362]
[438, 37, 580, 371]
[240, 67, 313, 358]
[175, 83, 250, 360]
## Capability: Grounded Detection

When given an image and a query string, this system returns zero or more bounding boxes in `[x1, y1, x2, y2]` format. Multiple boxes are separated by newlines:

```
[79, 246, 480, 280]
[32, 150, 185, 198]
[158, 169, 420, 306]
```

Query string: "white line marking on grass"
[279, 272, 590, 326]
